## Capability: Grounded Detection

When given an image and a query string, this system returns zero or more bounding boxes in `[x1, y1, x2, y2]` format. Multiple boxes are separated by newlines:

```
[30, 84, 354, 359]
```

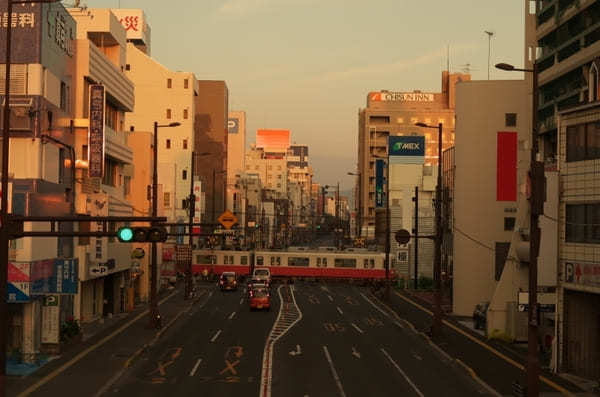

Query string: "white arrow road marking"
[337, 307, 343, 315]
[189, 358, 202, 376]
[228, 311, 236, 320]
[381, 348, 424, 397]
[352, 347, 361, 359]
[210, 330, 221, 343]
[350, 323, 364, 334]
[289, 344, 302, 356]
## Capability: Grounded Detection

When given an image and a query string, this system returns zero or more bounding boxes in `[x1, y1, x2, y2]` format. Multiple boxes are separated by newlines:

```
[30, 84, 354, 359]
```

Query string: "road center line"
[336, 307, 343, 315]
[228, 311, 236, 320]
[210, 330, 222, 342]
[328, 295, 333, 301]
[239, 298, 244, 304]
[323, 346, 347, 397]
[380, 348, 424, 397]
[189, 358, 202, 377]
[350, 323, 364, 334]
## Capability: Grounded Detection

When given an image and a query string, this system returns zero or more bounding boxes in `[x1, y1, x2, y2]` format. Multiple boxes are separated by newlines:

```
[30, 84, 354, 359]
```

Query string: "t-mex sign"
[389, 136, 425, 164]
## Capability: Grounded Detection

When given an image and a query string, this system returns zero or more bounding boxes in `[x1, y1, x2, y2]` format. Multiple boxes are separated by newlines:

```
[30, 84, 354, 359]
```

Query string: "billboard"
[369, 92, 434, 102]
[389, 136, 425, 164]
[193, 180, 202, 234]
[375, 159, 385, 208]
[88, 84, 105, 178]
[7, 259, 78, 302]
[228, 118, 239, 134]
[256, 129, 290, 152]
[111, 9, 151, 48]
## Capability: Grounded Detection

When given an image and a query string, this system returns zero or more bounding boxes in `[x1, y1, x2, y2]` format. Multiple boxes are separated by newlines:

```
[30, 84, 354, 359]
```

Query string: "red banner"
[497, 132, 517, 201]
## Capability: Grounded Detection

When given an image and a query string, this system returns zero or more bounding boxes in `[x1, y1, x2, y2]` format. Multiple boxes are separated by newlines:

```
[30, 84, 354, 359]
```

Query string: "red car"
[249, 284, 271, 311]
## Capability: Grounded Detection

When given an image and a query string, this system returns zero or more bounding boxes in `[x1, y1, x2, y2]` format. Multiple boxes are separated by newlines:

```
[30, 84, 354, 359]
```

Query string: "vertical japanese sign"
[375, 159, 385, 208]
[87, 193, 108, 265]
[193, 181, 202, 235]
[88, 85, 105, 178]
[41, 295, 59, 344]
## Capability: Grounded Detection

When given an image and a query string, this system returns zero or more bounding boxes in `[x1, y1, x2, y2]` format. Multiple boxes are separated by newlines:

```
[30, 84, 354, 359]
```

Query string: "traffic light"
[117, 226, 168, 242]
[316, 225, 321, 230]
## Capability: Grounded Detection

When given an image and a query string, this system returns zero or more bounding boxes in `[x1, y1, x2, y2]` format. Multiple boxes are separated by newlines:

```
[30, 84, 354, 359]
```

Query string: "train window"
[370, 259, 375, 268]
[317, 258, 322, 267]
[241, 256, 248, 265]
[288, 257, 309, 266]
[197, 255, 216, 264]
[363, 259, 369, 268]
[276, 257, 281, 266]
[224, 255, 233, 264]
[322, 258, 327, 267]
[257, 256, 264, 266]
[270, 256, 276, 265]
[224, 256, 229, 264]
[334, 258, 356, 268]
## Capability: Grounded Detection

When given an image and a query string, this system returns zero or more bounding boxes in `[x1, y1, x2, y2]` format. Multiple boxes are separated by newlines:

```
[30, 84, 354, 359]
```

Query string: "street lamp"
[1, 1, 62, 393]
[185, 151, 210, 299]
[347, 172, 361, 238]
[415, 121, 443, 337]
[496, 61, 541, 397]
[150, 121, 180, 328]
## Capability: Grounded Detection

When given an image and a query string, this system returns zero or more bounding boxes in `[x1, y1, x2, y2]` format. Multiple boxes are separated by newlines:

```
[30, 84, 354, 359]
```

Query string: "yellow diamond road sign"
[218, 210, 238, 230]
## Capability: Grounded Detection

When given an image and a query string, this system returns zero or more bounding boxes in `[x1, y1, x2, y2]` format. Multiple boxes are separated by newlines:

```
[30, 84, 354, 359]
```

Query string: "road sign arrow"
[289, 345, 301, 356]
[352, 347, 361, 359]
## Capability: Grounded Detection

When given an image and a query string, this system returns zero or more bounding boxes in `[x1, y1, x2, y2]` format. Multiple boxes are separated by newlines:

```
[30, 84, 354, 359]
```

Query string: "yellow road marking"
[17, 290, 179, 397]
[219, 359, 240, 375]
[393, 291, 576, 397]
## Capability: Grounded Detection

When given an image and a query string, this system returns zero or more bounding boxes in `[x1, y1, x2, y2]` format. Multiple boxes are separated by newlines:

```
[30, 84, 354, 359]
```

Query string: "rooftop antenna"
[485, 30, 495, 79]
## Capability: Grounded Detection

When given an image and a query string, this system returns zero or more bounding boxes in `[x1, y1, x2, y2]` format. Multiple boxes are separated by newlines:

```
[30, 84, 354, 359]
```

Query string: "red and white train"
[191, 248, 391, 280]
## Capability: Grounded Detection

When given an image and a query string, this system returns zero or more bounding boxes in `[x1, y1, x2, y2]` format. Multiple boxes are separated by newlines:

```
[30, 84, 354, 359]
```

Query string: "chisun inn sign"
[369, 92, 435, 102]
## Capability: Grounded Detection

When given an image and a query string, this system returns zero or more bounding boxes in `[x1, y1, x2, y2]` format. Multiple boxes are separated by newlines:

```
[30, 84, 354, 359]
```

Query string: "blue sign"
[228, 118, 239, 134]
[375, 159, 385, 208]
[30, 259, 78, 295]
[389, 136, 425, 164]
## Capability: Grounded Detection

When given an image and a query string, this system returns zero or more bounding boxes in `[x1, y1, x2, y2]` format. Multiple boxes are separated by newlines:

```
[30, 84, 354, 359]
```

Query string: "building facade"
[227, 111, 246, 213]
[357, 71, 470, 236]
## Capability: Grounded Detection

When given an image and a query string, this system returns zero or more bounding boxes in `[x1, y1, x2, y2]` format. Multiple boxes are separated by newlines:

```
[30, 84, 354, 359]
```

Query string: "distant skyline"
[87, 0, 526, 192]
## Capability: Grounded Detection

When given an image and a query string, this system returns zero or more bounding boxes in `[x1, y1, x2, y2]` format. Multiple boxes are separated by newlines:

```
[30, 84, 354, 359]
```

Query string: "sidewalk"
[7, 282, 204, 397]
[382, 288, 596, 397]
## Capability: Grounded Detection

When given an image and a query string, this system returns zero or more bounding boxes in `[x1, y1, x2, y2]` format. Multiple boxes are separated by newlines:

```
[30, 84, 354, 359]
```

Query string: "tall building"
[194, 80, 228, 225]
[287, 145, 312, 225]
[245, 145, 288, 195]
[69, 8, 135, 324]
[357, 71, 470, 236]
[3, 1, 78, 357]
[536, 0, 600, 379]
[227, 111, 246, 212]
[124, 41, 198, 231]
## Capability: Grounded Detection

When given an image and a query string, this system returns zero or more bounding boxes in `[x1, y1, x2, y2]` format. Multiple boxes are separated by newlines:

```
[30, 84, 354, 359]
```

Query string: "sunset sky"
[88, 0, 526, 191]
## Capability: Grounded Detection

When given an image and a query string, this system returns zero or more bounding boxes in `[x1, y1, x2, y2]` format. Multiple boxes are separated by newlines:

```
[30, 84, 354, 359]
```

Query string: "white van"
[252, 267, 271, 285]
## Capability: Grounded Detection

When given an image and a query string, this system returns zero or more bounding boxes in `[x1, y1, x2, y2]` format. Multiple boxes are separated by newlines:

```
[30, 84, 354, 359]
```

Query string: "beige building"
[124, 42, 198, 229]
[68, 8, 136, 323]
[227, 111, 246, 212]
[357, 71, 469, 236]
[245, 145, 288, 195]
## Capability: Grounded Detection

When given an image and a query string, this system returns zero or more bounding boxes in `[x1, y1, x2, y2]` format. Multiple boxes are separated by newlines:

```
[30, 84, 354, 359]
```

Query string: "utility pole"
[413, 186, 419, 289]
[212, 168, 216, 227]
[150, 122, 160, 328]
[385, 160, 390, 301]
[485, 30, 494, 80]
[433, 122, 443, 336]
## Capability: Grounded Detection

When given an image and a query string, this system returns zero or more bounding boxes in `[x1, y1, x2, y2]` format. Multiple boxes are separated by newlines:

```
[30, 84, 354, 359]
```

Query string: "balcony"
[105, 125, 133, 164]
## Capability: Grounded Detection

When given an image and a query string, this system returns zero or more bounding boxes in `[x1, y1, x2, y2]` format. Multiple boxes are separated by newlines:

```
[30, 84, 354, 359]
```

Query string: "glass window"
[335, 258, 356, 268]
[317, 258, 322, 267]
[504, 217, 516, 231]
[370, 259, 375, 268]
[363, 259, 369, 268]
[182, 170, 187, 180]
[257, 256, 264, 266]
[164, 192, 171, 208]
[566, 124, 586, 162]
[505, 113, 517, 127]
[184, 109, 189, 119]
[167, 78, 172, 88]
[276, 257, 281, 266]
[322, 258, 327, 267]
[197, 255, 216, 264]
[270, 256, 276, 265]
[566, 204, 585, 242]
[166, 109, 172, 119]
[288, 257, 309, 266]
[166, 139, 171, 149]
[587, 122, 600, 160]
[183, 139, 188, 149]
[241, 256, 248, 265]
[184, 79, 189, 89]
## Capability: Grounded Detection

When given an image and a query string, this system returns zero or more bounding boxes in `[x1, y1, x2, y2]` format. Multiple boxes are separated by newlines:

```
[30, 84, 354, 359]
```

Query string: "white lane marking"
[228, 311, 236, 320]
[289, 344, 302, 356]
[189, 358, 202, 376]
[352, 347, 361, 359]
[323, 346, 347, 397]
[350, 323, 364, 334]
[239, 298, 244, 304]
[380, 348, 424, 397]
[336, 307, 343, 315]
[208, 291, 214, 299]
[328, 294, 333, 302]
[360, 292, 404, 329]
[210, 330, 222, 342]
[411, 351, 423, 361]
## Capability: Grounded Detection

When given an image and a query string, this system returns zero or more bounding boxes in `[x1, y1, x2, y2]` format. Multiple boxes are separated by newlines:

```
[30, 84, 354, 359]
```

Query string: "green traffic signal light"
[117, 227, 134, 242]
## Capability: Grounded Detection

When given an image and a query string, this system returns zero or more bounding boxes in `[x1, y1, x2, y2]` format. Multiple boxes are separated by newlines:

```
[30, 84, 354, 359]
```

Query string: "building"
[245, 145, 288, 195]
[287, 144, 312, 225]
[194, 80, 229, 225]
[357, 71, 470, 237]
[227, 111, 246, 213]
[256, 129, 290, 155]
[124, 40, 198, 233]
[68, 7, 135, 324]
[3, 1, 79, 358]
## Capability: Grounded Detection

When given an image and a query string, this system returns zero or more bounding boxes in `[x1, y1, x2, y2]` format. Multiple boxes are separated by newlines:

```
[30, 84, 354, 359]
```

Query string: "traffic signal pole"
[186, 152, 195, 300]
[150, 122, 160, 328]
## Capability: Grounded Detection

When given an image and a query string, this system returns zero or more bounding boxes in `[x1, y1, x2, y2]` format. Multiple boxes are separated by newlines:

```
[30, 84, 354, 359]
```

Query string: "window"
[566, 203, 600, 243]
[504, 217, 516, 231]
[102, 158, 117, 186]
[124, 176, 131, 196]
[334, 258, 356, 268]
[129, 125, 134, 132]
[183, 170, 187, 180]
[166, 139, 171, 149]
[167, 78, 172, 88]
[197, 255, 216, 264]
[317, 258, 322, 267]
[495, 242, 510, 281]
[288, 257, 309, 266]
[184, 79, 189, 89]
[370, 259, 375, 268]
[164, 192, 171, 208]
[184, 109, 188, 119]
[270, 256, 280, 266]
[81, 144, 88, 160]
[363, 259, 369, 268]
[589, 63, 599, 102]
[322, 258, 327, 267]
[105, 102, 118, 130]
[257, 256, 264, 266]
[183, 139, 188, 149]
[125, 64, 131, 71]
[241, 256, 248, 265]
[166, 109, 172, 119]
[369, 116, 390, 124]
[505, 113, 517, 127]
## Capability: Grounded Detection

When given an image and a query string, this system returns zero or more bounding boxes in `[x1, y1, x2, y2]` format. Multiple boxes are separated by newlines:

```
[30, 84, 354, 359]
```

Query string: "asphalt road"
[103, 281, 483, 397]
